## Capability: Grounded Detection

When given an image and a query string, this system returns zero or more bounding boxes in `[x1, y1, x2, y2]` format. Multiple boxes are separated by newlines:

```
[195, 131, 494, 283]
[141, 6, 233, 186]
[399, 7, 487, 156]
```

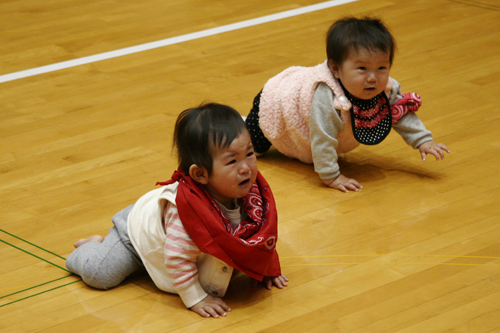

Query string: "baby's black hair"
[173, 102, 247, 175]
[326, 16, 396, 66]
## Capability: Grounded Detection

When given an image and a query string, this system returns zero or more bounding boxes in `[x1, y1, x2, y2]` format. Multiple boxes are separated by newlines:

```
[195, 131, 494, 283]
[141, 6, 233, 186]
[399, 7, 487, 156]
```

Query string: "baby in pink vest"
[245, 16, 450, 192]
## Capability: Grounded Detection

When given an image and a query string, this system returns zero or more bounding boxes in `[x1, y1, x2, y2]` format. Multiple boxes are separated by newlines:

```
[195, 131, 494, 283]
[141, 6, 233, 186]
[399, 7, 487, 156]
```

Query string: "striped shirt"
[163, 202, 201, 289]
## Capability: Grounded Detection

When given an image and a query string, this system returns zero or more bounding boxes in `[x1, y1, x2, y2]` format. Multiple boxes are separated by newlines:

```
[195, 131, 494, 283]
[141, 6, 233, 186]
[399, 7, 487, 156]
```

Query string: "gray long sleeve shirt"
[310, 80, 433, 180]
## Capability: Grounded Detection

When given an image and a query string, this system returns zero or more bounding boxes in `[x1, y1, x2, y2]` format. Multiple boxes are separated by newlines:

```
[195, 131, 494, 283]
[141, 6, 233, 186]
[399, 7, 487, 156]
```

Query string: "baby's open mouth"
[239, 179, 250, 186]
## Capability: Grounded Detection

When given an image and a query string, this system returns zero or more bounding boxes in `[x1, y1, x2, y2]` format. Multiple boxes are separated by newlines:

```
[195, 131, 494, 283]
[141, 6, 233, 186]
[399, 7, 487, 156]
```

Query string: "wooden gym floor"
[1, 0, 500, 332]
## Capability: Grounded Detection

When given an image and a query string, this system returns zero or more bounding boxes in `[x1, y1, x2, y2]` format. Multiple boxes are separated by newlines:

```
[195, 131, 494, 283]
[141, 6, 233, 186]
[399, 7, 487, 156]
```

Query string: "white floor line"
[0, 0, 356, 84]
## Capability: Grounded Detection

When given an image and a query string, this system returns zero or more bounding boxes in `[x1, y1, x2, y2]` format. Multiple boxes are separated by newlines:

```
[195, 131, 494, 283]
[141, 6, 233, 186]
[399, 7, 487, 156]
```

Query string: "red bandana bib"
[156, 170, 281, 281]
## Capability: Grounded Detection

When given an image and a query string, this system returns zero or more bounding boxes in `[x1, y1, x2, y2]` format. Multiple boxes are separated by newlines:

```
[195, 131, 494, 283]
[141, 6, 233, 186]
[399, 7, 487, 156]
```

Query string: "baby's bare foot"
[74, 235, 104, 248]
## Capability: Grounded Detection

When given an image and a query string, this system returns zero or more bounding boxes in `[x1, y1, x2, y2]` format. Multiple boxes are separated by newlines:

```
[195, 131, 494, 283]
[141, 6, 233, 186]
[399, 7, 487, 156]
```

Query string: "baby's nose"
[367, 73, 377, 82]
[240, 162, 250, 174]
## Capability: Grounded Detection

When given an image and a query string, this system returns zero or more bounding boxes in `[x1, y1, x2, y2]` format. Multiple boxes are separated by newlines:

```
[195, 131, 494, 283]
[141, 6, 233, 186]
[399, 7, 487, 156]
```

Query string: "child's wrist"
[322, 177, 337, 186]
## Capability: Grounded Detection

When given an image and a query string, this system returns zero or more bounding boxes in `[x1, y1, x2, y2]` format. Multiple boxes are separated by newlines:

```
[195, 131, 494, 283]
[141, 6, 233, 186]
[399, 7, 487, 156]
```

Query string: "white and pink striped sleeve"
[163, 202, 208, 308]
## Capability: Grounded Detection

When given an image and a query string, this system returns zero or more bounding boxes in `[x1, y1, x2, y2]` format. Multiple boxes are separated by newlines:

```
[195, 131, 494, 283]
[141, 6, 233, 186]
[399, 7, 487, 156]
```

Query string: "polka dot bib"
[341, 83, 392, 145]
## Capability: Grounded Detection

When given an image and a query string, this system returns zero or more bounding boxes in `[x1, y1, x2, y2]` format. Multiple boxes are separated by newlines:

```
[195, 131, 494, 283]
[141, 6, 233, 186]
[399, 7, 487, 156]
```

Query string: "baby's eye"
[227, 159, 236, 165]
[379, 66, 388, 70]
[357, 67, 367, 71]
[247, 151, 255, 157]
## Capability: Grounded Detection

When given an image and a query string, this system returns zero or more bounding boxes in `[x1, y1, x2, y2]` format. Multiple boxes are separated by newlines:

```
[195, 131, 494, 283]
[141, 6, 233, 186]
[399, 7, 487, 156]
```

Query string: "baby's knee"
[83, 266, 124, 290]
[66, 251, 125, 290]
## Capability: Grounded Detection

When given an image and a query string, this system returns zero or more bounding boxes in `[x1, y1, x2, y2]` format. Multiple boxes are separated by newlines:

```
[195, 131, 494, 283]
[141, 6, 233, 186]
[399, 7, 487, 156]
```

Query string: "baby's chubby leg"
[66, 206, 143, 290]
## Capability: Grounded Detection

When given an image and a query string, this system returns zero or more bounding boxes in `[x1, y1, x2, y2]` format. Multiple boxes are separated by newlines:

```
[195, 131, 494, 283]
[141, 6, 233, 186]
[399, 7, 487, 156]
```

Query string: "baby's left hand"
[418, 141, 450, 161]
[252, 274, 289, 290]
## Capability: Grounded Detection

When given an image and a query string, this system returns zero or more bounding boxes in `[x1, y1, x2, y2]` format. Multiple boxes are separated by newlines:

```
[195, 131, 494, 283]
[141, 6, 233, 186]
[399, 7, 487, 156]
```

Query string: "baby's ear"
[328, 59, 340, 78]
[189, 164, 209, 185]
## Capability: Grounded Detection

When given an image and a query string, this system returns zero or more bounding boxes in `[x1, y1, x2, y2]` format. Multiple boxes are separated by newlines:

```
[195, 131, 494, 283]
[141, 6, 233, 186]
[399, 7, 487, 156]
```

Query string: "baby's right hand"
[190, 295, 231, 318]
[323, 174, 363, 193]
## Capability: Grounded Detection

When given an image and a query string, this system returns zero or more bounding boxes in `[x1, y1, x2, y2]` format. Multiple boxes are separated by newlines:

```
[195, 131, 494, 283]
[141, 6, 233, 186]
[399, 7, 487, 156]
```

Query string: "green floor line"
[0, 275, 76, 300]
[0, 229, 66, 260]
[0, 238, 70, 273]
[0, 279, 82, 308]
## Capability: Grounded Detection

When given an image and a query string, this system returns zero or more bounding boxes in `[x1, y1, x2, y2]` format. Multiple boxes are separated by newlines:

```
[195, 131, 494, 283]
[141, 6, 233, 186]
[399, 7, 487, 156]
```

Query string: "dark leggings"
[245, 91, 272, 154]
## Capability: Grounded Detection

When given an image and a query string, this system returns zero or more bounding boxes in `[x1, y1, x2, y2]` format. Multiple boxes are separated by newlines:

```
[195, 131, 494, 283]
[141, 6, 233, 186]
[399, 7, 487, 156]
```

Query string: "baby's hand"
[190, 295, 231, 318]
[418, 141, 450, 161]
[323, 174, 363, 193]
[252, 274, 289, 290]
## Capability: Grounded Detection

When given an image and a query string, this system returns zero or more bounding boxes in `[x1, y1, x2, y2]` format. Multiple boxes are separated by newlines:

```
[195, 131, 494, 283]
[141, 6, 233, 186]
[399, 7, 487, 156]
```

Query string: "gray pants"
[66, 205, 144, 289]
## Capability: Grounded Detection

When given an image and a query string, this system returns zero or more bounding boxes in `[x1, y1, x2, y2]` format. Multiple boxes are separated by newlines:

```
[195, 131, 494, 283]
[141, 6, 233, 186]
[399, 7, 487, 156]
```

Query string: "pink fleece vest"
[258, 60, 393, 163]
